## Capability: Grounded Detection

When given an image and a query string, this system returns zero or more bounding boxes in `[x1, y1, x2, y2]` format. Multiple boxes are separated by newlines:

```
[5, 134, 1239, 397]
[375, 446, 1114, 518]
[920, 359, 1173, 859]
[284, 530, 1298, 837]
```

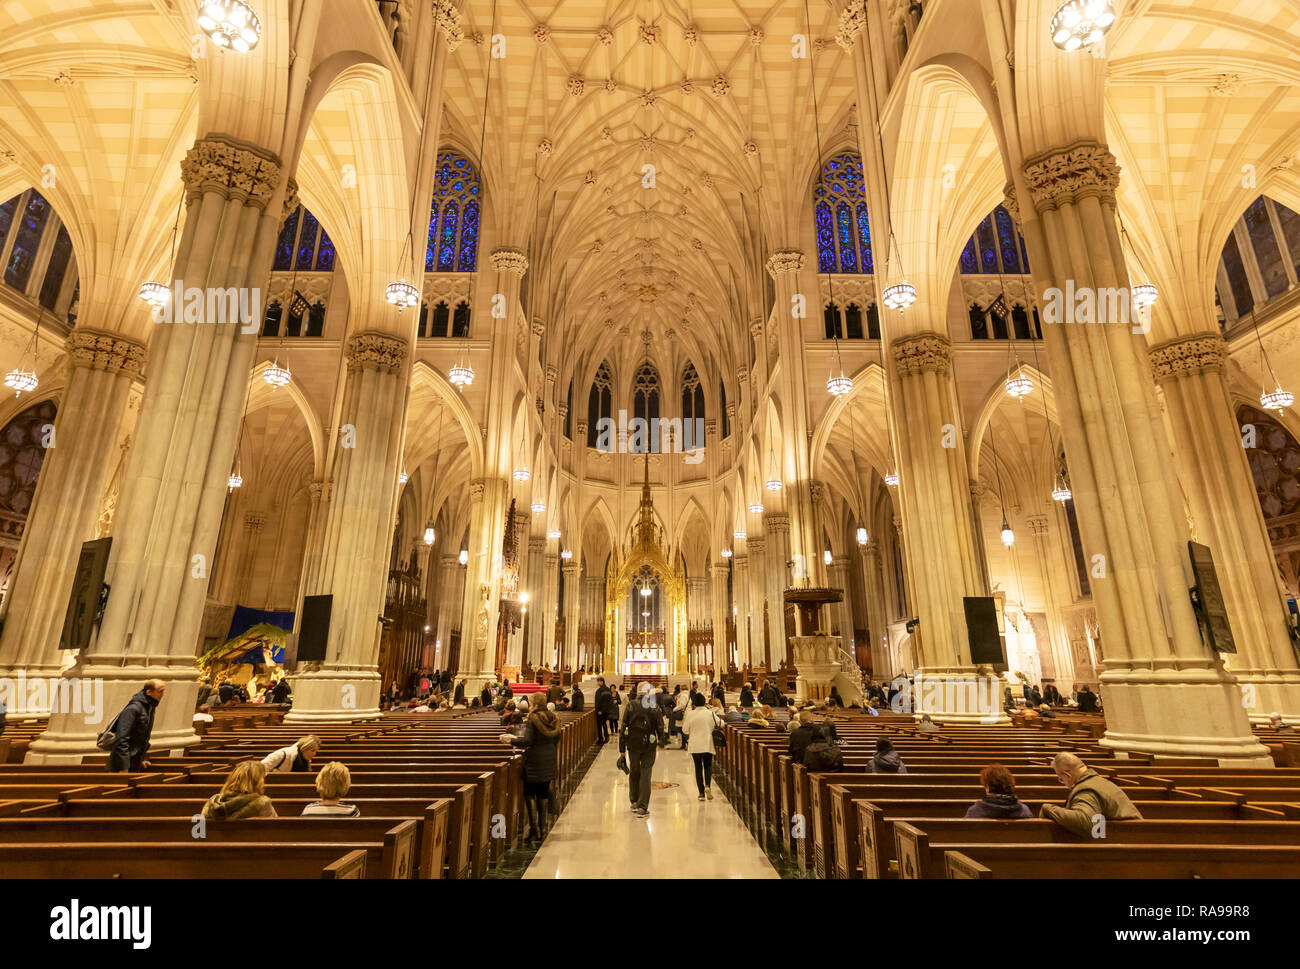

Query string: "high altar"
[604, 452, 687, 677]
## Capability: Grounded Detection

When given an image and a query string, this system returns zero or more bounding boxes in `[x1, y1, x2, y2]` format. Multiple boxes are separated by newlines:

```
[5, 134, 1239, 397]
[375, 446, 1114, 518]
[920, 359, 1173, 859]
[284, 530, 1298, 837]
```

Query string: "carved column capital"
[763, 513, 790, 534]
[1022, 140, 1121, 213]
[747, 539, 766, 554]
[765, 249, 805, 277]
[809, 480, 826, 504]
[244, 513, 266, 530]
[65, 328, 146, 378]
[1026, 515, 1050, 535]
[892, 332, 952, 377]
[469, 479, 486, 501]
[1001, 183, 1019, 222]
[433, 0, 464, 49]
[490, 247, 529, 275]
[836, 0, 866, 50]
[180, 134, 282, 211]
[282, 177, 300, 221]
[345, 331, 408, 373]
[528, 537, 547, 553]
[1148, 333, 1226, 380]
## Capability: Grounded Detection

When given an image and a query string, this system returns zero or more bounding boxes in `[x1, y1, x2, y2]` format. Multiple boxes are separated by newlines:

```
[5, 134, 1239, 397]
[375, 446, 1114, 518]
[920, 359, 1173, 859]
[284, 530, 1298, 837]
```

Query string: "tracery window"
[0, 399, 58, 519]
[813, 152, 874, 274]
[632, 361, 661, 449]
[824, 301, 880, 339]
[959, 205, 1031, 276]
[273, 205, 336, 272]
[680, 361, 705, 450]
[719, 379, 730, 439]
[1216, 196, 1300, 325]
[426, 150, 481, 272]
[587, 360, 613, 448]
[4, 191, 52, 291]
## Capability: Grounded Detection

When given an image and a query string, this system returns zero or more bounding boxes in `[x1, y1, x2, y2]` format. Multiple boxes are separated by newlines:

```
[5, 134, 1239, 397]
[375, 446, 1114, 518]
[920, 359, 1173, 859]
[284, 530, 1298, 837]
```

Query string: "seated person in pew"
[965, 763, 1033, 818]
[725, 705, 748, 726]
[749, 706, 770, 727]
[1039, 752, 1142, 836]
[787, 710, 818, 762]
[1037, 704, 1056, 719]
[301, 762, 360, 818]
[1271, 712, 1294, 732]
[262, 735, 321, 774]
[916, 714, 940, 734]
[201, 760, 277, 820]
[869, 737, 906, 774]
[1042, 684, 1064, 706]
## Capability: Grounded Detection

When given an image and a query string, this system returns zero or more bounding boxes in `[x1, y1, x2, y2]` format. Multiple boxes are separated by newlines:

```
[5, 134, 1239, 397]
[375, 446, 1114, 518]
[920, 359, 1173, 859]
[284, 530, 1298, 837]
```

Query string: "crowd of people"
[92, 668, 1295, 858]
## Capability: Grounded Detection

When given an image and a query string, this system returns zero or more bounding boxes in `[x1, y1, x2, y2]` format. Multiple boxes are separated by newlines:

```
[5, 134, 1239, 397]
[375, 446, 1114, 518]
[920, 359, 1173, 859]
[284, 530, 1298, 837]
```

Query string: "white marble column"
[1027, 513, 1077, 693]
[0, 330, 144, 686]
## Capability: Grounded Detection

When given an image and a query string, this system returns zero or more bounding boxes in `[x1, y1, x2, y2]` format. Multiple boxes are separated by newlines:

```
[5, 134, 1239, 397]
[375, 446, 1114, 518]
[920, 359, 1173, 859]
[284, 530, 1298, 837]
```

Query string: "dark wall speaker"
[59, 537, 113, 652]
[296, 594, 333, 663]
[964, 596, 1005, 668]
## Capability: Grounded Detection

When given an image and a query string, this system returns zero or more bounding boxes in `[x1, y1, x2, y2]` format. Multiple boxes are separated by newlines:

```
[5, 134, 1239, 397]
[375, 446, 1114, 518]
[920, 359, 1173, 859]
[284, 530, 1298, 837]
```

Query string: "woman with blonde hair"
[301, 762, 360, 817]
[262, 735, 321, 773]
[201, 760, 277, 819]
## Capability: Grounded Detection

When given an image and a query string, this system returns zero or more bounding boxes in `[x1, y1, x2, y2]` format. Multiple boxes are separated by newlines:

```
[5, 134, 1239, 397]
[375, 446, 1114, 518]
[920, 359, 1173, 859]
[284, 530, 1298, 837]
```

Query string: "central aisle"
[523, 741, 779, 879]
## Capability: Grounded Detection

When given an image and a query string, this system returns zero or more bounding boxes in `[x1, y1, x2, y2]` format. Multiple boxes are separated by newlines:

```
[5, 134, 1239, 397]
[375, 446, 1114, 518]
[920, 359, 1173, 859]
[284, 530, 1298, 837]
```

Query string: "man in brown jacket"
[1040, 752, 1143, 837]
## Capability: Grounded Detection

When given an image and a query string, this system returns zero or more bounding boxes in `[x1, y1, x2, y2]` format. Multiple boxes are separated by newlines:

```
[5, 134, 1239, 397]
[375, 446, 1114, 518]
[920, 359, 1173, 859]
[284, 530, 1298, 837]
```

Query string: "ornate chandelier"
[448, 360, 474, 389]
[531, 501, 546, 513]
[1005, 370, 1034, 399]
[138, 281, 169, 309]
[1001, 521, 1015, 547]
[764, 478, 783, 492]
[1261, 386, 1294, 411]
[748, 501, 764, 514]
[196, 0, 262, 53]
[1131, 281, 1159, 310]
[227, 470, 243, 492]
[827, 372, 852, 397]
[547, 528, 562, 540]
[884, 471, 899, 487]
[423, 523, 436, 545]
[1050, 0, 1115, 52]
[513, 467, 531, 481]
[385, 278, 419, 310]
[263, 361, 291, 389]
[881, 280, 917, 311]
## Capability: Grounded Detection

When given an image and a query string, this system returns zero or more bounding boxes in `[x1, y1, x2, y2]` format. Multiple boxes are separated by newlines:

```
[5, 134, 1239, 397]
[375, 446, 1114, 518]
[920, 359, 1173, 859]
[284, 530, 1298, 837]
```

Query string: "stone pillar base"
[0, 663, 76, 719]
[285, 668, 382, 723]
[912, 668, 1010, 725]
[1099, 668, 1273, 765]
[1229, 671, 1300, 725]
[25, 665, 200, 764]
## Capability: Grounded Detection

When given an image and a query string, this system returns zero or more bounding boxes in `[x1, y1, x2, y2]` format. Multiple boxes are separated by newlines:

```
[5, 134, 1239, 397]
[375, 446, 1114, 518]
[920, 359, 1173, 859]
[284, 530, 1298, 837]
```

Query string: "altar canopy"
[605, 453, 687, 675]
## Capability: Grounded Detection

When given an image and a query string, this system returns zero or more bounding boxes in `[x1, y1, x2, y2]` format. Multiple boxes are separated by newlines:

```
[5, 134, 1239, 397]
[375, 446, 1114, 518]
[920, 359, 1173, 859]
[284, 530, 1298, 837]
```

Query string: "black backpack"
[624, 703, 659, 747]
[803, 725, 843, 771]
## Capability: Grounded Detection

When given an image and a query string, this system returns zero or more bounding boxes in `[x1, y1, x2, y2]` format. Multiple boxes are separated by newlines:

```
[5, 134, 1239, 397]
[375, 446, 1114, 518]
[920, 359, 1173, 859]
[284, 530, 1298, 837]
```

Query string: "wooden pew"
[893, 817, 1300, 878]
[0, 842, 373, 878]
[944, 843, 1300, 878]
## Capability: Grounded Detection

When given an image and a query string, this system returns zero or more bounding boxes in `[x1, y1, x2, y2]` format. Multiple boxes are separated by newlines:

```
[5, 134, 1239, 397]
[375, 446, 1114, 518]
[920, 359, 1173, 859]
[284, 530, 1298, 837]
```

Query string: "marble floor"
[523, 740, 779, 879]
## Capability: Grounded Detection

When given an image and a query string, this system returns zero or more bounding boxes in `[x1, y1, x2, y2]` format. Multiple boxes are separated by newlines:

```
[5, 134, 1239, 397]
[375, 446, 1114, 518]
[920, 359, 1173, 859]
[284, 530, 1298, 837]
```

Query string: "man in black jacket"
[271, 677, 292, 705]
[570, 684, 585, 711]
[593, 678, 614, 743]
[758, 680, 779, 707]
[620, 682, 667, 818]
[107, 679, 166, 772]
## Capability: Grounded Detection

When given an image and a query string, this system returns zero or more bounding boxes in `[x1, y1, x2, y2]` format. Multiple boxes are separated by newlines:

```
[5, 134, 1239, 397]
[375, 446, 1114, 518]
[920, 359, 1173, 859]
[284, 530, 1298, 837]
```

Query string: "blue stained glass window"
[856, 204, 873, 273]
[994, 206, 1020, 274]
[295, 210, 320, 271]
[960, 237, 978, 274]
[976, 217, 998, 273]
[815, 201, 836, 272]
[4, 192, 51, 291]
[274, 208, 299, 270]
[812, 152, 874, 274]
[426, 149, 482, 273]
[315, 228, 336, 272]
[436, 201, 458, 272]
[0, 197, 17, 251]
[458, 199, 479, 272]
[39, 225, 73, 311]
[836, 204, 858, 272]
[1220, 231, 1254, 318]
[1019, 234, 1031, 273]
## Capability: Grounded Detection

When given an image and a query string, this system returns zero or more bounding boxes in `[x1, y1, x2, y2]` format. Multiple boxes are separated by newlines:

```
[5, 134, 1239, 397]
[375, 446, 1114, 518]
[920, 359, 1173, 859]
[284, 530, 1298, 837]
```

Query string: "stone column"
[288, 332, 408, 722]
[732, 553, 751, 668]
[522, 537, 546, 667]
[890, 333, 1004, 723]
[748, 537, 770, 669]
[763, 515, 792, 666]
[457, 477, 510, 689]
[235, 513, 266, 605]
[433, 552, 459, 666]
[829, 556, 854, 641]
[0, 330, 144, 686]
[861, 541, 891, 678]
[562, 561, 580, 670]
[1027, 513, 1076, 693]
[541, 550, 558, 668]
[1016, 141, 1267, 763]
[765, 250, 824, 585]
[1150, 333, 1300, 723]
[30, 135, 289, 762]
[710, 561, 729, 675]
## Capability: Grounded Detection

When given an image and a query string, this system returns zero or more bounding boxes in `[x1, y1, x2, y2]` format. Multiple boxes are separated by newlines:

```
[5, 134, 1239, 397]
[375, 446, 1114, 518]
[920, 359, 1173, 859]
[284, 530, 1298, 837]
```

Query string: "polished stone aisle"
[523, 741, 778, 879]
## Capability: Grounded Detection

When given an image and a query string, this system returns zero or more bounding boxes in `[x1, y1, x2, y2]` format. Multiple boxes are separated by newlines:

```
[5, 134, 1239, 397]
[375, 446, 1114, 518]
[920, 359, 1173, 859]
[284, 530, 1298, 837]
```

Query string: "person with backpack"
[802, 720, 844, 771]
[104, 679, 166, 772]
[681, 693, 724, 800]
[619, 681, 667, 818]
